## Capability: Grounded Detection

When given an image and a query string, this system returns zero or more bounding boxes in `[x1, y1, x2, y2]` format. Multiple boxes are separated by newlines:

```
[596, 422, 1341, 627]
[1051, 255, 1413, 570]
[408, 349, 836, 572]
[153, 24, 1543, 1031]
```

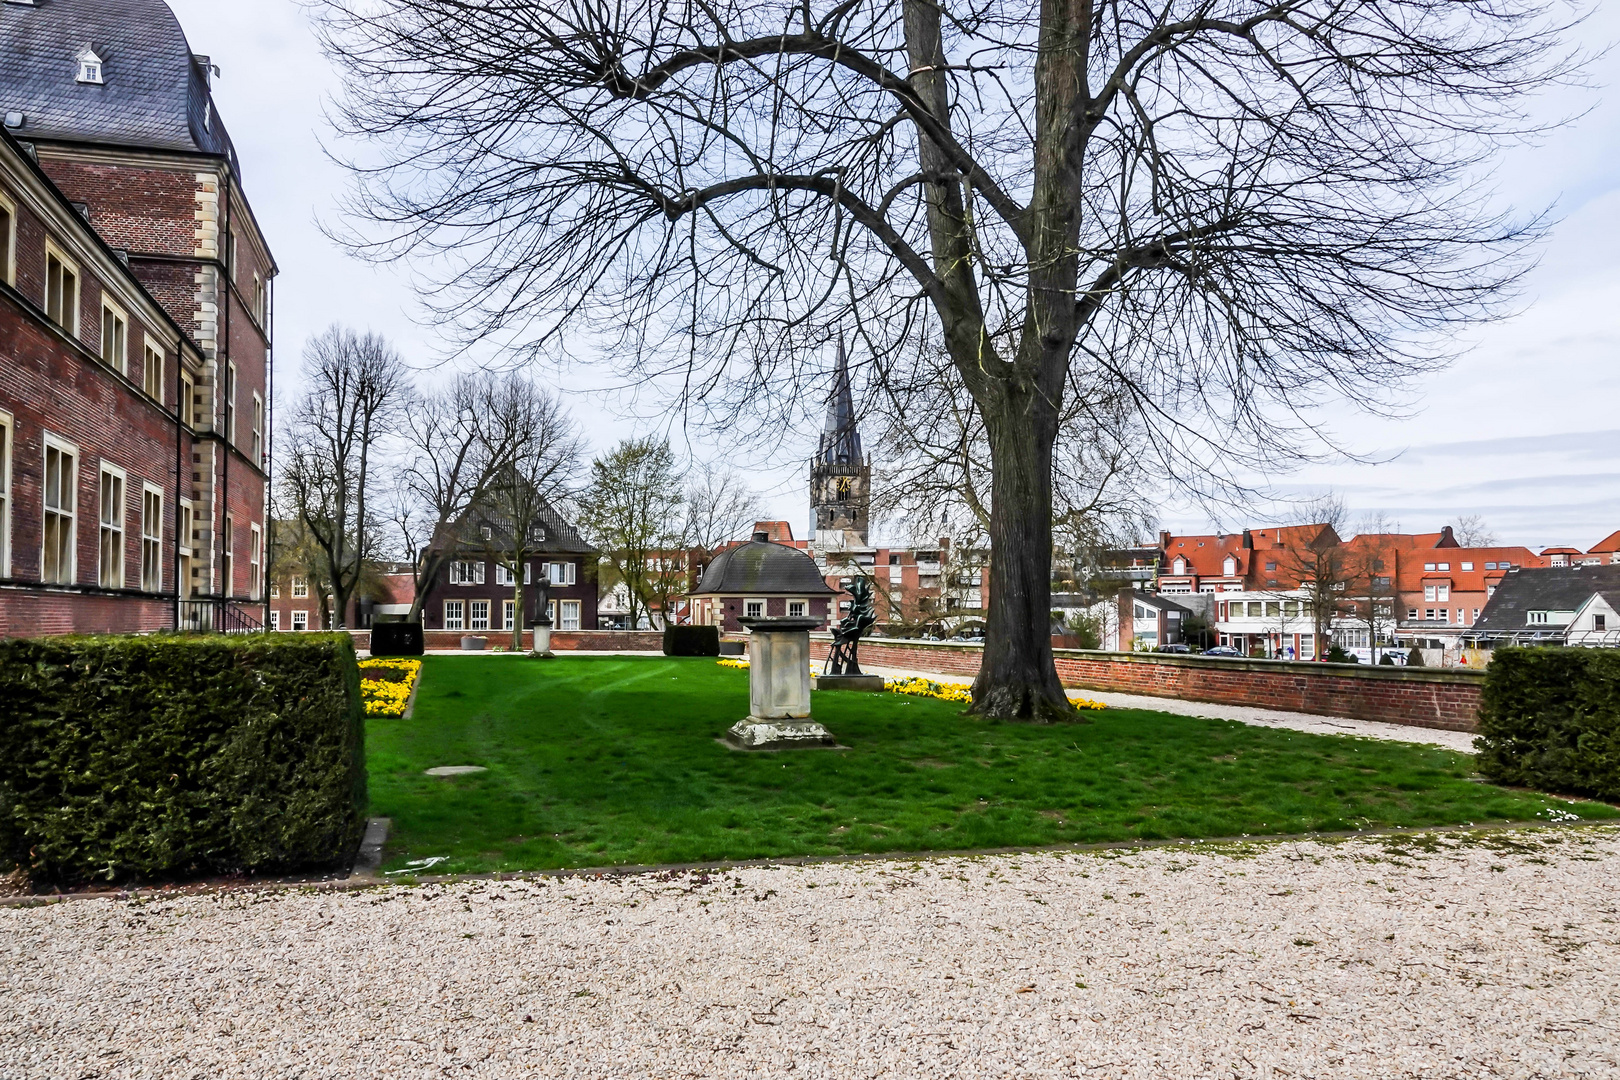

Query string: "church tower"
[810, 340, 872, 550]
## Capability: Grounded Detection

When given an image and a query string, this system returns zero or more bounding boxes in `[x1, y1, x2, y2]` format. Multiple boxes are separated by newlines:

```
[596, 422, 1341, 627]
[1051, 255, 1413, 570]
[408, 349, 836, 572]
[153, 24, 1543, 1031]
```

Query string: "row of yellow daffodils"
[359, 658, 423, 718]
[717, 656, 749, 669]
[884, 676, 1108, 711]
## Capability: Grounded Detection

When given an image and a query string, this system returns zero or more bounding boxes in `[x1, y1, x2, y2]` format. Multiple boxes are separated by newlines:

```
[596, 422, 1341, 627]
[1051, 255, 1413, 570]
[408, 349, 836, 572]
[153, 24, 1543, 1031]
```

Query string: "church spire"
[818, 337, 863, 467]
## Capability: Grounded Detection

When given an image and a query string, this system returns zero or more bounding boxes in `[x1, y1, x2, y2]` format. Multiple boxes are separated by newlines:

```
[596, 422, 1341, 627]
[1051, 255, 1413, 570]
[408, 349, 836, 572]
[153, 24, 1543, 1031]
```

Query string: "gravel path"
[861, 664, 1479, 754]
[6, 826, 1617, 1079]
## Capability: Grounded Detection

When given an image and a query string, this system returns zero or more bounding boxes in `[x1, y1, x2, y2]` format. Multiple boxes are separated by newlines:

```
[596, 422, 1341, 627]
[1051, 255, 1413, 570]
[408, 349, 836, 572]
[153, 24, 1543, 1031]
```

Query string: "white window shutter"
[476, 561, 486, 585]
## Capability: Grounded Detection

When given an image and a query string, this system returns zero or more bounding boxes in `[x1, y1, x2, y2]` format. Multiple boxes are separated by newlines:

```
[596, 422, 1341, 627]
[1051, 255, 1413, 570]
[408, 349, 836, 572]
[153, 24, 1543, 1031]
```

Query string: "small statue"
[825, 577, 877, 676]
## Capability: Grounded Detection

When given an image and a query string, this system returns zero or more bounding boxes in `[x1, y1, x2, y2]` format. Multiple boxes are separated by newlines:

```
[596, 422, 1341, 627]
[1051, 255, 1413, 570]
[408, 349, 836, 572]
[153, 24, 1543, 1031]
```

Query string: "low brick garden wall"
[350, 629, 665, 653]
[807, 637, 1484, 732]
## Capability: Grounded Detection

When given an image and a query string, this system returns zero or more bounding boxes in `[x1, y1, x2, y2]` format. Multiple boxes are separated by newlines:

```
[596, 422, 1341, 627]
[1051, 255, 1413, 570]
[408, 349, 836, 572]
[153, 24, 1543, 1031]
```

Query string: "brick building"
[0, 0, 274, 634]
[419, 497, 598, 635]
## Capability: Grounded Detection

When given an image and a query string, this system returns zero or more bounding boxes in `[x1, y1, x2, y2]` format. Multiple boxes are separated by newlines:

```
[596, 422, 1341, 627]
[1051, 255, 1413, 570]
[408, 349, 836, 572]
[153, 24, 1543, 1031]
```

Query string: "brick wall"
[0, 588, 171, 637]
[806, 638, 1485, 732]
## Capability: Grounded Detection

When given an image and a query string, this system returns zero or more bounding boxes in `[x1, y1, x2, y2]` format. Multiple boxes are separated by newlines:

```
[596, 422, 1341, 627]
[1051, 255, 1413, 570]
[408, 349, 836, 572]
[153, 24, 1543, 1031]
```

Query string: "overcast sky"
[168, 0, 1620, 552]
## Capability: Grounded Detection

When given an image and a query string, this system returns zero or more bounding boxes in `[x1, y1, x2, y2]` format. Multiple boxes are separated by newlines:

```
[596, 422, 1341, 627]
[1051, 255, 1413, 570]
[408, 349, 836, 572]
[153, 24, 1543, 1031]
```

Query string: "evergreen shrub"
[1475, 648, 1620, 801]
[0, 633, 366, 886]
[664, 625, 721, 657]
[370, 621, 424, 657]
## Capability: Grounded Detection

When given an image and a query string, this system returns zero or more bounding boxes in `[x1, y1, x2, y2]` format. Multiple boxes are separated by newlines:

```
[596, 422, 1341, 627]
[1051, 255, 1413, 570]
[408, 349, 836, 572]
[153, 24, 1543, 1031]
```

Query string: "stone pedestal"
[725, 617, 836, 750]
[531, 621, 553, 657]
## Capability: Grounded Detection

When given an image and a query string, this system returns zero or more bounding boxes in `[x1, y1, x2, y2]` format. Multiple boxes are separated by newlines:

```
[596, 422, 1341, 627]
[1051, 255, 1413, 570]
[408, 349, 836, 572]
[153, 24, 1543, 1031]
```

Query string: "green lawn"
[364, 655, 1617, 874]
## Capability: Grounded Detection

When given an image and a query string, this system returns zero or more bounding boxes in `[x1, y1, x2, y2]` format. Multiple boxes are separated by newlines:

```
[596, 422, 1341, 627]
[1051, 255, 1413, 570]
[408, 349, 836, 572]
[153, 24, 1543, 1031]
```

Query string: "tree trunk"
[512, 577, 524, 651]
[972, 390, 1074, 721]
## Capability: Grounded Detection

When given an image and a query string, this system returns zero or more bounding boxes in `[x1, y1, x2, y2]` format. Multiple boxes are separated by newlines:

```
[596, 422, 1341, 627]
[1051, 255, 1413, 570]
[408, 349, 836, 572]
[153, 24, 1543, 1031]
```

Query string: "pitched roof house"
[1472, 566, 1620, 647]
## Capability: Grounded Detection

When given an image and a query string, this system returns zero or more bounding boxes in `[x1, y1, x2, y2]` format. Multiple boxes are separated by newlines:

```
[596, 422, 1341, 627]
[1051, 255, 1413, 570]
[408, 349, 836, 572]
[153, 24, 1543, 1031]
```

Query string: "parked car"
[1155, 643, 1192, 654]
[1203, 645, 1243, 657]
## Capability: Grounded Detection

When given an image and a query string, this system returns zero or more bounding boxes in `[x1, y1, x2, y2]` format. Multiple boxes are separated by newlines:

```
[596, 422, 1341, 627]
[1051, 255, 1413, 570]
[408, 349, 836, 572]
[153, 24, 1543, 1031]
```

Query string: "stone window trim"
[249, 523, 262, 601]
[291, 575, 308, 598]
[559, 599, 582, 631]
[44, 241, 80, 338]
[744, 598, 766, 620]
[143, 342, 165, 404]
[291, 609, 309, 632]
[469, 599, 491, 632]
[787, 599, 808, 618]
[100, 296, 129, 376]
[42, 431, 79, 585]
[140, 482, 163, 594]
[97, 461, 127, 591]
[0, 191, 15, 288]
[0, 409, 10, 579]
[444, 599, 465, 631]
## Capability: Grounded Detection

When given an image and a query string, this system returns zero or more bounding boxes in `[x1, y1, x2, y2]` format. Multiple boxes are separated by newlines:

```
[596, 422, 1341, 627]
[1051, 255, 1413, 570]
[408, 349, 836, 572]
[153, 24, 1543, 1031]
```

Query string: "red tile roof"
[1590, 530, 1620, 555]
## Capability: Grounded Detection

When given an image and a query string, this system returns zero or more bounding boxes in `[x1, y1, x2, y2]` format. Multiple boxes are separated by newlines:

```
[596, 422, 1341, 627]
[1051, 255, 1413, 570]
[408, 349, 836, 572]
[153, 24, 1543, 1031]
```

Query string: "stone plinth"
[726, 617, 835, 750]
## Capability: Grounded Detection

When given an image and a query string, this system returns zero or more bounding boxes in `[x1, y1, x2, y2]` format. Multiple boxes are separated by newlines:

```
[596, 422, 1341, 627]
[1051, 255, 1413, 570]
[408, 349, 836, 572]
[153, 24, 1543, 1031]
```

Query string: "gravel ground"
[5, 826, 1618, 1079]
[861, 664, 1480, 754]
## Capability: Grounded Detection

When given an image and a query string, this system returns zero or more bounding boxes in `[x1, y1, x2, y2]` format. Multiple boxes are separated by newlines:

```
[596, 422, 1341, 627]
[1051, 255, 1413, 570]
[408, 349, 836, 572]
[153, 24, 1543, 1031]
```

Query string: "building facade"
[419, 498, 598, 634]
[0, 0, 273, 635]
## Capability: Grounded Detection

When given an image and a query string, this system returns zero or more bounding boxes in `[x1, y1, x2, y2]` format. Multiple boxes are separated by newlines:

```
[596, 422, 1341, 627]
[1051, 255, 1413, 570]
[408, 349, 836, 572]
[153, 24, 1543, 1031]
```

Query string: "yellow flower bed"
[884, 676, 1107, 712]
[717, 657, 749, 670]
[360, 658, 423, 718]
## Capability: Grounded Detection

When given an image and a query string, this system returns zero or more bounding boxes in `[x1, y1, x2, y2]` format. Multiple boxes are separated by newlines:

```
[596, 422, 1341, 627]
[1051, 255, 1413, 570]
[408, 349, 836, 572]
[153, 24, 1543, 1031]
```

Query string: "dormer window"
[77, 47, 105, 85]
[1173, 558, 1186, 575]
[1223, 556, 1236, 576]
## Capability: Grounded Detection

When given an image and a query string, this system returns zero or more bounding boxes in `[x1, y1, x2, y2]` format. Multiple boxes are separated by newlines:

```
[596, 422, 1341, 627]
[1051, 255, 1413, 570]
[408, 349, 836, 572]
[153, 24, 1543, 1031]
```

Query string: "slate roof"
[449, 493, 596, 557]
[691, 540, 836, 596]
[0, 0, 237, 167]
[816, 339, 863, 468]
[1472, 566, 1620, 636]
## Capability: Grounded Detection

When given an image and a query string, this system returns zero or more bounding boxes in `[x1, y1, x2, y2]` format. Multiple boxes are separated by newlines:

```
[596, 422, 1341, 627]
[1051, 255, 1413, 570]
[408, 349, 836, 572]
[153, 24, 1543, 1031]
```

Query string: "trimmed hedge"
[664, 625, 721, 657]
[1476, 647, 1620, 801]
[0, 633, 367, 886]
[371, 621, 425, 657]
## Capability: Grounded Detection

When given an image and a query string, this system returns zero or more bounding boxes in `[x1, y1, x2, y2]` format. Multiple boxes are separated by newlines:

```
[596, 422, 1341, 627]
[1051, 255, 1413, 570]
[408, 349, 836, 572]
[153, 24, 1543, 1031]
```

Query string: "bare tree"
[1451, 514, 1499, 548]
[280, 327, 407, 629]
[580, 438, 687, 630]
[479, 378, 585, 651]
[316, 0, 1575, 717]
[685, 462, 766, 552]
[395, 372, 526, 622]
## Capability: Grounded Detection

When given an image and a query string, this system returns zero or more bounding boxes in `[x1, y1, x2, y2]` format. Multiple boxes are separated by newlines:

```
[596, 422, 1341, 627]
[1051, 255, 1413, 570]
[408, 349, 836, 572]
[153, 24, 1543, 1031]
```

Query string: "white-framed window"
[269, 610, 280, 631]
[251, 393, 264, 466]
[76, 47, 104, 84]
[224, 363, 237, 445]
[180, 372, 195, 427]
[450, 560, 486, 585]
[443, 599, 465, 631]
[503, 599, 516, 630]
[292, 610, 309, 632]
[45, 244, 80, 336]
[787, 600, 807, 618]
[143, 342, 164, 402]
[524, 562, 532, 585]
[744, 599, 765, 619]
[222, 516, 235, 596]
[548, 561, 576, 586]
[495, 562, 515, 587]
[270, 582, 280, 599]
[291, 575, 308, 598]
[98, 463, 126, 589]
[140, 484, 162, 592]
[0, 192, 15, 287]
[101, 299, 128, 374]
[42, 435, 78, 584]
[249, 523, 262, 600]
[0, 409, 10, 578]
[559, 600, 581, 631]
[1461, 562, 1474, 572]
[253, 274, 266, 325]
[469, 600, 490, 631]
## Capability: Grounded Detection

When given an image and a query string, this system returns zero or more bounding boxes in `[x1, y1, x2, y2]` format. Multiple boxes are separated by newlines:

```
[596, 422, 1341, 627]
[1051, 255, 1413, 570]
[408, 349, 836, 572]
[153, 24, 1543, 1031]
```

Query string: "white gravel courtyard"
[5, 826, 1618, 1079]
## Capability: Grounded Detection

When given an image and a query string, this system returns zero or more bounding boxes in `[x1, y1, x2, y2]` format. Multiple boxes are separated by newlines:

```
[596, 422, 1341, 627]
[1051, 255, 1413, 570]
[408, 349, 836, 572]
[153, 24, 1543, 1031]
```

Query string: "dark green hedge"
[0, 633, 366, 886]
[1475, 647, 1620, 801]
[664, 625, 721, 657]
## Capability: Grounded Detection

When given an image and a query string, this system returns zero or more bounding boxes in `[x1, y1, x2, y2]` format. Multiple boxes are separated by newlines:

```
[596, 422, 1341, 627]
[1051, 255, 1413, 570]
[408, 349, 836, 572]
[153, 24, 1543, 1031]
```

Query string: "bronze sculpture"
[824, 576, 877, 676]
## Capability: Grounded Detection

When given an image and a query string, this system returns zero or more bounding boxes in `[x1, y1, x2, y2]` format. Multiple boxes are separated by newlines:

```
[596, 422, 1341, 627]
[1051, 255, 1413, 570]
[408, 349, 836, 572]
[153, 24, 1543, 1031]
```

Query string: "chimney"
[1436, 525, 1459, 548]
[1241, 530, 1253, 549]
[1159, 530, 1172, 550]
